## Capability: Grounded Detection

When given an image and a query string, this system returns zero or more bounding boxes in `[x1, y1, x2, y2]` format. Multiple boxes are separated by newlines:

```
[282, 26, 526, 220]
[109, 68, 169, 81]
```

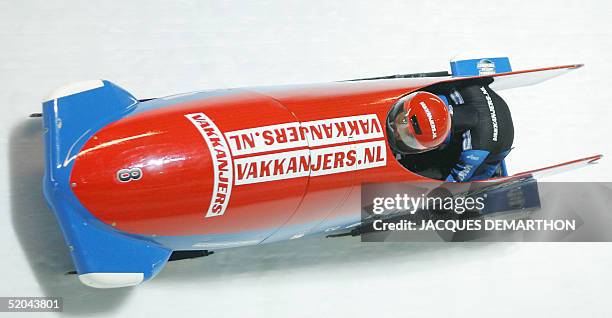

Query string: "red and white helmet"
[393, 91, 451, 154]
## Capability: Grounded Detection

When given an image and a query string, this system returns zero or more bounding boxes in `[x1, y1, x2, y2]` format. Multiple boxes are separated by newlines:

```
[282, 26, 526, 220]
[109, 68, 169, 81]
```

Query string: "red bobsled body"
[70, 78, 440, 245]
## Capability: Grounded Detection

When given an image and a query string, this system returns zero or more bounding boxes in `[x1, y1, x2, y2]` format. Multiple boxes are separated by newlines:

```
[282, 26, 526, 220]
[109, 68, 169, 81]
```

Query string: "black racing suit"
[443, 81, 514, 181]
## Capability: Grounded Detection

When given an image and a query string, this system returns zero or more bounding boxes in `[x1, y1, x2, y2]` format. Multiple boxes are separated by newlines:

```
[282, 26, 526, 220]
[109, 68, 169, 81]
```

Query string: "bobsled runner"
[40, 56, 601, 288]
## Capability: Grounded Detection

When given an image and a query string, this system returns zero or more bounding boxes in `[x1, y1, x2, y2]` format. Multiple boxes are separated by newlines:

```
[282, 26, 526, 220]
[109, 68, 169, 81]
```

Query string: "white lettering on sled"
[185, 112, 233, 218]
[186, 112, 387, 218]
[234, 140, 386, 185]
[225, 114, 384, 155]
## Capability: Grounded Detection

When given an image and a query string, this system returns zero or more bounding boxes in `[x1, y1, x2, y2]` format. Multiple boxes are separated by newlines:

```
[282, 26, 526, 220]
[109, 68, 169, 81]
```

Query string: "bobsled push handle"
[42, 80, 172, 288]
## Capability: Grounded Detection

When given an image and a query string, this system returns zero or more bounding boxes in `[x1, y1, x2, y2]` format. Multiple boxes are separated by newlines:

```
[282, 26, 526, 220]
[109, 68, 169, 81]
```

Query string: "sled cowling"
[42, 80, 172, 288]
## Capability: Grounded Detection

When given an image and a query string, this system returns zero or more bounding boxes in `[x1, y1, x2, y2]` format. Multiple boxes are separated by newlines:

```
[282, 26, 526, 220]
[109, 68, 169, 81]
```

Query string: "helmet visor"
[394, 112, 429, 153]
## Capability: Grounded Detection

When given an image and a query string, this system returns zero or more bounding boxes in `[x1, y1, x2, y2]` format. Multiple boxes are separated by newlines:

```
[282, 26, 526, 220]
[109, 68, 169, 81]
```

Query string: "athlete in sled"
[387, 78, 514, 182]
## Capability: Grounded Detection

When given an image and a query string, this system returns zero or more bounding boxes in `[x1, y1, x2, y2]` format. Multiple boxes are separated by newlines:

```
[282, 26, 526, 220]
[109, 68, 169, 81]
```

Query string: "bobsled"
[41, 57, 601, 288]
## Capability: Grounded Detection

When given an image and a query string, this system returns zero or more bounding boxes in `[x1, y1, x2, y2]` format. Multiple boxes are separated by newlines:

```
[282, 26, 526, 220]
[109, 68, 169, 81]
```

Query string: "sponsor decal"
[466, 154, 480, 161]
[419, 102, 437, 139]
[477, 59, 496, 75]
[234, 149, 311, 185]
[187, 113, 386, 217]
[450, 89, 464, 105]
[462, 130, 472, 150]
[225, 114, 383, 155]
[302, 114, 384, 147]
[457, 164, 473, 181]
[185, 113, 233, 218]
[310, 141, 386, 176]
[234, 140, 386, 185]
[480, 86, 499, 142]
[225, 122, 308, 156]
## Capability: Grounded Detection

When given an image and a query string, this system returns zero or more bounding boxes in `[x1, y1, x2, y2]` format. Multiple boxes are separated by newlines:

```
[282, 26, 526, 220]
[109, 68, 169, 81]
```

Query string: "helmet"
[391, 91, 451, 154]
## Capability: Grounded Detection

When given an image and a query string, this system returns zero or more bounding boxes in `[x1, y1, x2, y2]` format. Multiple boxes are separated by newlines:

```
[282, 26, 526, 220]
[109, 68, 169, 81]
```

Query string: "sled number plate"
[117, 168, 142, 183]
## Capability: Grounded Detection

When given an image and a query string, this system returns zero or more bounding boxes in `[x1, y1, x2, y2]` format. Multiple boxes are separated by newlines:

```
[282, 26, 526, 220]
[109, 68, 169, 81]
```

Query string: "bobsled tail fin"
[42, 81, 172, 288]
